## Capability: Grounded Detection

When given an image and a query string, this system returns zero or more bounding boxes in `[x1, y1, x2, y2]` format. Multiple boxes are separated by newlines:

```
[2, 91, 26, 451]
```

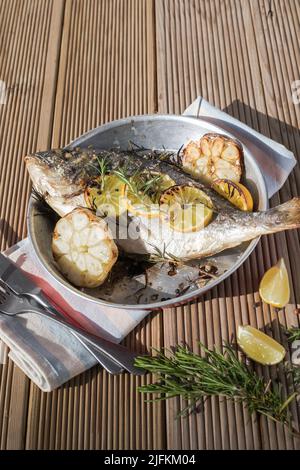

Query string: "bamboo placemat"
[0, 0, 300, 450]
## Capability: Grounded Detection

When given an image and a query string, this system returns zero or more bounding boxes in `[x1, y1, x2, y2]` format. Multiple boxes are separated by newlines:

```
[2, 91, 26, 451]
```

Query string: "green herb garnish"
[135, 343, 298, 432]
[285, 327, 300, 389]
[87, 154, 110, 191]
[113, 167, 136, 192]
[113, 167, 164, 205]
[286, 327, 300, 343]
[147, 243, 182, 264]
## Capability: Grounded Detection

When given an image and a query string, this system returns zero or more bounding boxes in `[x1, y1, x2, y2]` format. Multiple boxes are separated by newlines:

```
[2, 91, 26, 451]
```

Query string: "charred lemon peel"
[52, 208, 118, 288]
[159, 184, 214, 232]
[182, 133, 243, 184]
[212, 178, 254, 211]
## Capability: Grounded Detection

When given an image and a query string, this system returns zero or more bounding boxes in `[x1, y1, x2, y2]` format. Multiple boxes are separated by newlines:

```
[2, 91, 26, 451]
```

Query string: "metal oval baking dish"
[27, 114, 268, 310]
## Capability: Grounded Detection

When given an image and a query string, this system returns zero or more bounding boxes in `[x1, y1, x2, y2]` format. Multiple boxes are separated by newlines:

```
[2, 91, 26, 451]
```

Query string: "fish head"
[25, 149, 89, 216]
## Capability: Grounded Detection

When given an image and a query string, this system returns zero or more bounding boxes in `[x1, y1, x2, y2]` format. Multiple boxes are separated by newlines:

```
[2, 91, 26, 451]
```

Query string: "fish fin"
[263, 197, 300, 231]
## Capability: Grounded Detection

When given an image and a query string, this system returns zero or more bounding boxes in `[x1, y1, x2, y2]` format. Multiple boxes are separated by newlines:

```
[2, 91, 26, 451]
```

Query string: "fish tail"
[260, 197, 300, 233]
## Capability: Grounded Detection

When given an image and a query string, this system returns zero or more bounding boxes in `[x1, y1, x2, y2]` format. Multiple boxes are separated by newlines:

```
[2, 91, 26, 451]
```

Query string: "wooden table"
[0, 0, 300, 450]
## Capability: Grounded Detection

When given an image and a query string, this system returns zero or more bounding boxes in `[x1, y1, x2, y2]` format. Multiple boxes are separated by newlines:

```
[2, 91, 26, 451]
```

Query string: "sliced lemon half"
[259, 258, 290, 308]
[237, 325, 286, 365]
[212, 178, 253, 211]
[159, 184, 213, 232]
[84, 174, 127, 217]
[126, 172, 175, 218]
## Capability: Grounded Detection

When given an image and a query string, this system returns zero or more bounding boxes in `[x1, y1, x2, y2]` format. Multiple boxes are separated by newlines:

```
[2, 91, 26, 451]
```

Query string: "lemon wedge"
[126, 172, 175, 218]
[159, 184, 213, 232]
[84, 174, 127, 217]
[237, 325, 286, 365]
[259, 258, 290, 308]
[212, 178, 253, 211]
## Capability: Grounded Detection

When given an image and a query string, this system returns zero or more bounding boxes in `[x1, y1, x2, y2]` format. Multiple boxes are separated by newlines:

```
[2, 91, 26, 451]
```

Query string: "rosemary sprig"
[113, 167, 163, 204]
[147, 243, 182, 264]
[96, 155, 109, 174]
[113, 167, 136, 192]
[286, 327, 300, 343]
[285, 327, 300, 389]
[127, 141, 175, 162]
[140, 172, 164, 197]
[286, 363, 300, 389]
[97, 156, 110, 191]
[87, 155, 110, 191]
[128, 140, 149, 152]
[135, 343, 298, 431]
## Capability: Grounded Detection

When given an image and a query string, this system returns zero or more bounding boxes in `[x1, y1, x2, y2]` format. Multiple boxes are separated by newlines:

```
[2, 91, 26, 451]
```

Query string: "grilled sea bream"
[25, 140, 300, 262]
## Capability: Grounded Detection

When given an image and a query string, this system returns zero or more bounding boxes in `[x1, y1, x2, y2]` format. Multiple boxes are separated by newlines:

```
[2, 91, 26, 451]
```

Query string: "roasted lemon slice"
[84, 174, 126, 217]
[182, 133, 243, 183]
[52, 208, 118, 288]
[160, 184, 213, 232]
[126, 172, 175, 218]
[151, 172, 176, 195]
[212, 178, 253, 211]
[259, 258, 290, 308]
[237, 325, 286, 365]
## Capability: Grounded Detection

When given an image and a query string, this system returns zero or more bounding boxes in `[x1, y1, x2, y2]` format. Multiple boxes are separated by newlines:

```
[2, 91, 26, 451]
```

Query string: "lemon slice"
[259, 258, 290, 308]
[126, 172, 175, 218]
[126, 191, 158, 217]
[159, 184, 213, 232]
[84, 174, 126, 217]
[212, 179, 253, 211]
[237, 325, 286, 365]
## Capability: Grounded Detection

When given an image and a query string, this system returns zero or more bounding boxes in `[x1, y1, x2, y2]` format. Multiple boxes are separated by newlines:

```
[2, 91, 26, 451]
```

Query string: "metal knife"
[0, 253, 125, 374]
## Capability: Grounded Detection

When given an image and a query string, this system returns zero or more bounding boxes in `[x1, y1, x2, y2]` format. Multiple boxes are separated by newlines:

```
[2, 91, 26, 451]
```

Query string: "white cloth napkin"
[183, 97, 296, 197]
[0, 97, 296, 391]
[0, 239, 148, 391]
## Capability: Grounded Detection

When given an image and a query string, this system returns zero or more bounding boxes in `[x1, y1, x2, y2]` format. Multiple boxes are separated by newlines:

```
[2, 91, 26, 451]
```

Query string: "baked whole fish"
[25, 136, 300, 261]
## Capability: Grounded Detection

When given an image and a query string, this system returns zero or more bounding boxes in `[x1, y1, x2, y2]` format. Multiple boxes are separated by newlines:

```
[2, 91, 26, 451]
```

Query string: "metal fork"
[2, 285, 125, 375]
[0, 284, 144, 375]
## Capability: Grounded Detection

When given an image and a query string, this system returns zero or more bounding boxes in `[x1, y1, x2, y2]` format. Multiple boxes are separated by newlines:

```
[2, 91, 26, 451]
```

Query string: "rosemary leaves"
[287, 327, 300, 343]
[135, 343, 298, 431]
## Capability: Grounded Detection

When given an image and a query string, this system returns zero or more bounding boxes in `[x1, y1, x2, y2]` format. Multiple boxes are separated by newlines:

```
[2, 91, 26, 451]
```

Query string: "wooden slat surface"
[156, 0, 300, 449]
[23, 0, 164, 450]
[0, 0, 300, 449]
[0, 0, 64, 449]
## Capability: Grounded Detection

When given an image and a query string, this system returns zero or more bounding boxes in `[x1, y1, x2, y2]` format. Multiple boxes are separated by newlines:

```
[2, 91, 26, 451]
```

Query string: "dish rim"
[27, 113, 268, 310]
